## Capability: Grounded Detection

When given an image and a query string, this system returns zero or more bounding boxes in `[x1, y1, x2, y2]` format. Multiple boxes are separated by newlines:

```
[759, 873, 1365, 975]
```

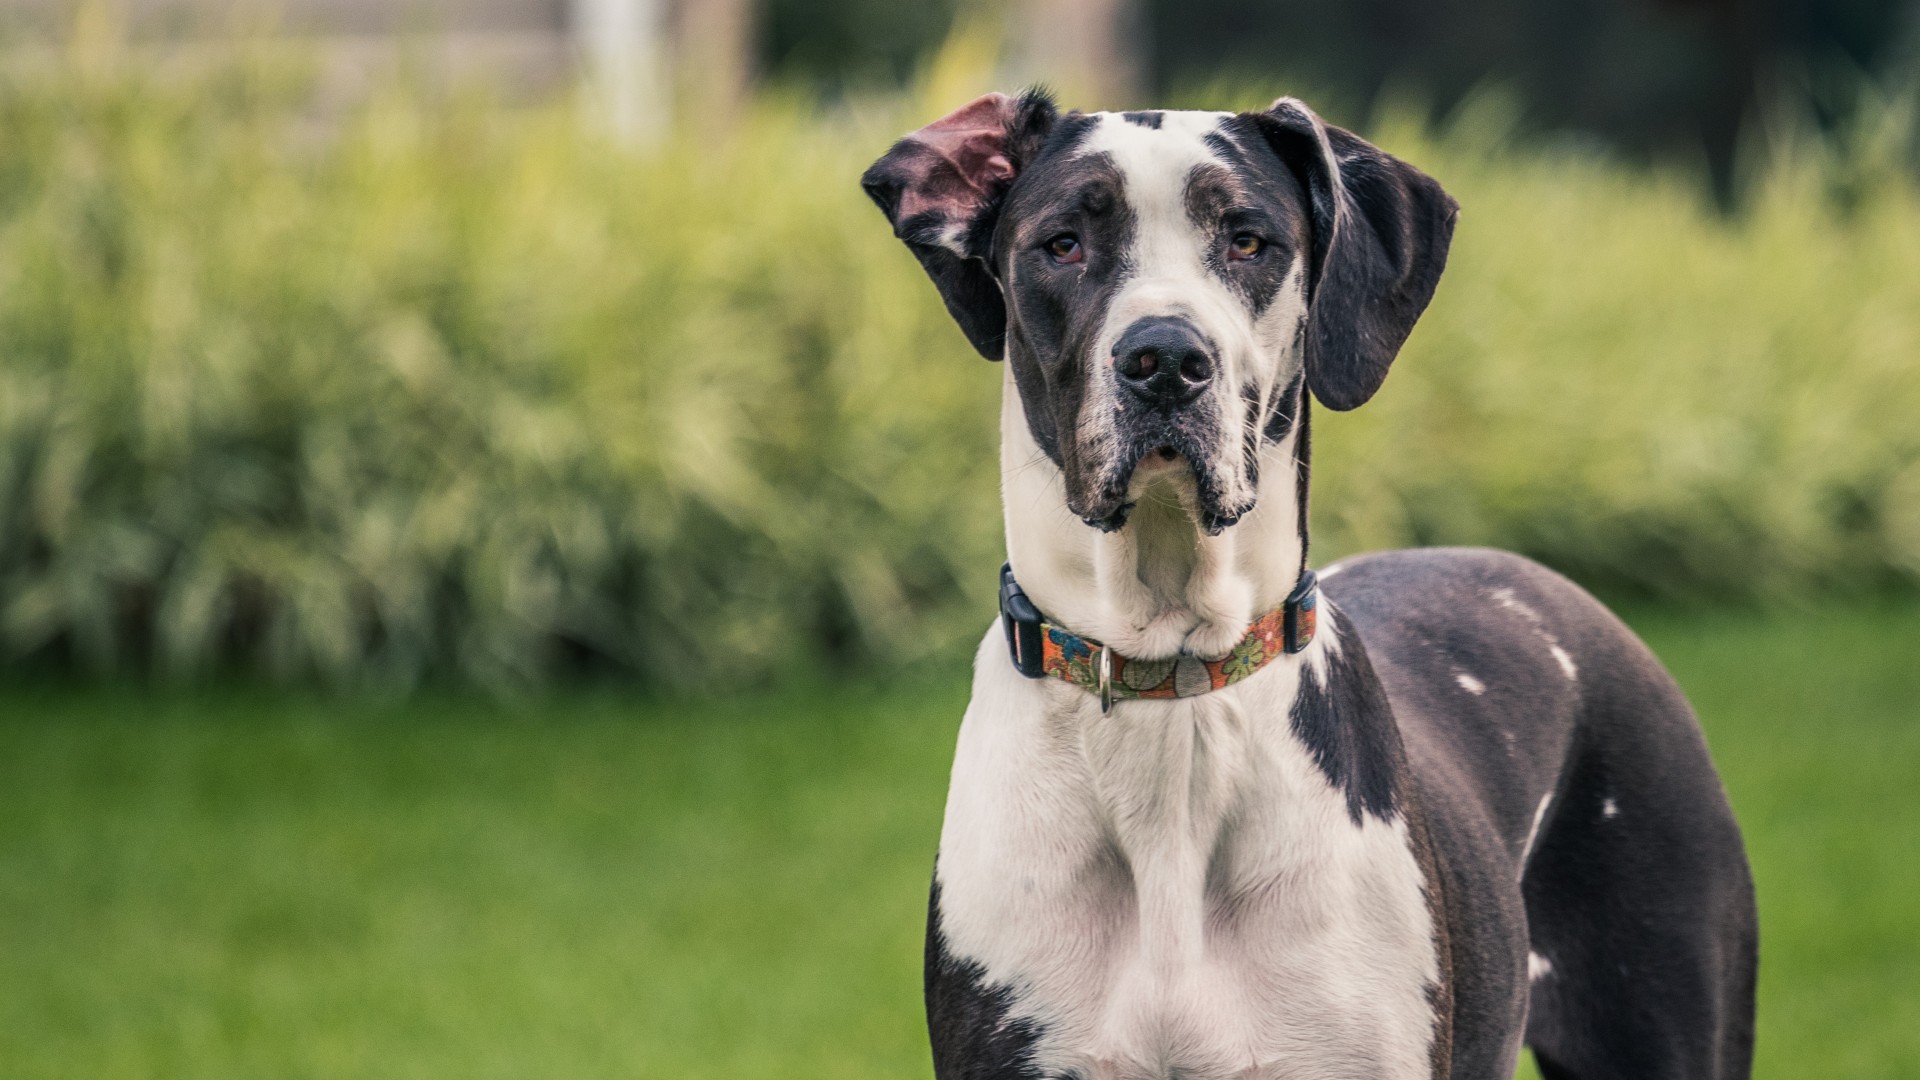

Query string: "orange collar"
[999, 565, 1318, 712]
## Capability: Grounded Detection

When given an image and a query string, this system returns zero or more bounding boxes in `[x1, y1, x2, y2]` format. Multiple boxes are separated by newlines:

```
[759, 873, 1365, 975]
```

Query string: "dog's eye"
[1045, 234, 1084, 265]
[1228, 234, 1264, 261]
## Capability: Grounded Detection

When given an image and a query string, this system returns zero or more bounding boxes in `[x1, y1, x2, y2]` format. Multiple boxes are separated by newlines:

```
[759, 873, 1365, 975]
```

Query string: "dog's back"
[1328, 547, 1758, 1079]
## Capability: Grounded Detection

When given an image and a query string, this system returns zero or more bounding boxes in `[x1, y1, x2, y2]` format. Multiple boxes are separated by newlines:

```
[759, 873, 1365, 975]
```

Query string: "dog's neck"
[1001, 365, 1310, 663]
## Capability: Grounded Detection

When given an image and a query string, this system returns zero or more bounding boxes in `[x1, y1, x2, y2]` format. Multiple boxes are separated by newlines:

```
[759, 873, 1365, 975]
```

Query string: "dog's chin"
[1189, 459, 1256, 536]
[1069, 439, 1256, 536]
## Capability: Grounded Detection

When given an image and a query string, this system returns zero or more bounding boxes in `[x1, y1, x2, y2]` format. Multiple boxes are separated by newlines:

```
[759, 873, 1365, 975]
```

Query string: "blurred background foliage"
[0, 8, 1918, 691]
[1, 9, 1917, 1080]
[770, 0, 1920, 198]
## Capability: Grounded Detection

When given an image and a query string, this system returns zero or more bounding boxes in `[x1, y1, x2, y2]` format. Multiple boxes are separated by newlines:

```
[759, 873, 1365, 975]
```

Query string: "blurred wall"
[0, 0, 579, 98]
[0, 0, 567, 35]
[14, 0, 1915, 174]
[760, 0, 956, 86]
[1143, 0, 1920, 191]
[758, 0, 1919, 188]
[0, 0, 759, 130]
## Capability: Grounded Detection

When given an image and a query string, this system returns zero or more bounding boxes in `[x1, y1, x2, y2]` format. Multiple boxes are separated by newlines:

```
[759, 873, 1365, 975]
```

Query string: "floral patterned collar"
[998, 564, 1319, 713]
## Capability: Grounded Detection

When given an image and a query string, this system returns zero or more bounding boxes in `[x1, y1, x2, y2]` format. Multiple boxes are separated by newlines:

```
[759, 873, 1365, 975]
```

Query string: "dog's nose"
[1112, 317, 1213, 407]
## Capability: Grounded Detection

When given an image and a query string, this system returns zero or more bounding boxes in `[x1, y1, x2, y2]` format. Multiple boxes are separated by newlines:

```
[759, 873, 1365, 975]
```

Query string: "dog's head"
[862, 93, 1456, 533]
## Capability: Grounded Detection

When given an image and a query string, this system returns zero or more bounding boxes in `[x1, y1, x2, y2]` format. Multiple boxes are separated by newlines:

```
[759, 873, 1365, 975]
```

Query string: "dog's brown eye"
[1046, 234, 1084, 264]
[1228, 234, 1264, 261]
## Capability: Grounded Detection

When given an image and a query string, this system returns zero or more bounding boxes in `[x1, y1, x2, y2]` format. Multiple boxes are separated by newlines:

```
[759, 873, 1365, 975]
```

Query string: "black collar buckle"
[1282, 569, 1319, 654]
[999, 563, 1046, 679]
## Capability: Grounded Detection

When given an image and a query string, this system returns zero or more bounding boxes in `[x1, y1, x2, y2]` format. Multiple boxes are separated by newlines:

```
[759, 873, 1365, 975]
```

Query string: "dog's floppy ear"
[1252, 98, 1458, 410]
[861, 91, 1058, 360]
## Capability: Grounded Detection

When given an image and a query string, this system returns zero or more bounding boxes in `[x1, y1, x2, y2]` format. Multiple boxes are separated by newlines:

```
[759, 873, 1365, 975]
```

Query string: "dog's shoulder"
[1320, 546, 1647, 696]
[1318, 546, 1693, 882]
[1319, 549, 1607, 837]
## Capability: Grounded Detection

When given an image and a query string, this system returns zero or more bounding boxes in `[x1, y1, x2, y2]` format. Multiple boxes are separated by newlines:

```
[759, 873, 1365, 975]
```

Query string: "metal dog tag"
[1096, 645, 1114, 714]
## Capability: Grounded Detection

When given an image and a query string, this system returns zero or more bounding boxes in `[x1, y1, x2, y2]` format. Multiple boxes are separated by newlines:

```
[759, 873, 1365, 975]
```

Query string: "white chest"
[935, 630, 1439, 1080]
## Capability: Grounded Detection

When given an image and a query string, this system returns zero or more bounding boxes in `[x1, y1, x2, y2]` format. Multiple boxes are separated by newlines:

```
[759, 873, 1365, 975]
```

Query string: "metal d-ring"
[1096, 645, 1114, 714]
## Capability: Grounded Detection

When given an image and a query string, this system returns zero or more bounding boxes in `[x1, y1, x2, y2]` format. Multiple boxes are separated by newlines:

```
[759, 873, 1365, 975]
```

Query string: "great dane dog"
[861, 91, 1757, 1080]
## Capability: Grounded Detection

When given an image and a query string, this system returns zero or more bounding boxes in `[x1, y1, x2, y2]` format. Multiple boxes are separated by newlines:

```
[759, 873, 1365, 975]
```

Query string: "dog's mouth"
[1126, 444, 1186, 491]
[1071, 426, 1255, 536]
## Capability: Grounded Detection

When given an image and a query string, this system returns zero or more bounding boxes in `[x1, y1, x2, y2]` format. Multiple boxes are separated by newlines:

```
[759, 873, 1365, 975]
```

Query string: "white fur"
[1528, 952, 1553, 981]
[1548, 644, 1578, 681]
[1521, 793, 1554, 869]
[1490, 588, 1579, 682]
[1455, 672, 1486, 696]
[939, 618, 1439, 1079]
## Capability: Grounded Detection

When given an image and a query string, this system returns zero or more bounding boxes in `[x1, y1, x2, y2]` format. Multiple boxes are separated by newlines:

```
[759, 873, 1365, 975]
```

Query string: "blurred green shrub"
[1, 45, 1916, 690]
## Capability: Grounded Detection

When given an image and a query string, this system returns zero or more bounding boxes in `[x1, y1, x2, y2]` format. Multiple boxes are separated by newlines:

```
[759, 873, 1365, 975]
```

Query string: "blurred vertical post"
[1007, 0, 1145, 110]
[672, 0, 757, 131]
[572, 0, 668, 144]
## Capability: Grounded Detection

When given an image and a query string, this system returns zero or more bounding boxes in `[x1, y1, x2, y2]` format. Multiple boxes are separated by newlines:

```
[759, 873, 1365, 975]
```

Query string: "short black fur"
[860, 90, 1065, 361]
[1248, 101, 1459, 411]
[1330, 549, 1758, 1078]
[1289, 612, 1402, 823]
[1190, 129, 1313, 319]
[926, 880, 1046, 1079]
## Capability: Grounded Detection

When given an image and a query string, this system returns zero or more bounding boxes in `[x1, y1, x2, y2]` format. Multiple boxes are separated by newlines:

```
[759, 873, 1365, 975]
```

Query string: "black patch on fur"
[1290, 613, 1401, 824]
[993, 127, 1142, 522]
[1237, 379, 1265, 494]
[1189, 127, 1314, 318]
[1245, 102, 1458, 411]
[926, 879, 1046, 1079]
[861, 89, 1063, 361]
[1260, 367, 1307, 445]
[1122, 110, 1163, 129]
[1324, 548, 1757, 1077]
[1291, 382, 1311, 571]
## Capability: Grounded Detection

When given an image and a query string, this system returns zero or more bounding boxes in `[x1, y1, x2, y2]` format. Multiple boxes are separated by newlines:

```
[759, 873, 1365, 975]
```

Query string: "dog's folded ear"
[862, 91, 1058, 360]
[1252, 99, 1458, 410]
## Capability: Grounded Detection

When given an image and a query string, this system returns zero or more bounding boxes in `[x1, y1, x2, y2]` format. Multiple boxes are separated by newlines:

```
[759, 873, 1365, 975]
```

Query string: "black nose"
[1112, 317, 1214, 407]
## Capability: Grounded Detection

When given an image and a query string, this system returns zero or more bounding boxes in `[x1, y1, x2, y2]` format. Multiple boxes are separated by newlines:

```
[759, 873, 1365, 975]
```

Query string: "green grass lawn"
[2, 604, 1916, 1079]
